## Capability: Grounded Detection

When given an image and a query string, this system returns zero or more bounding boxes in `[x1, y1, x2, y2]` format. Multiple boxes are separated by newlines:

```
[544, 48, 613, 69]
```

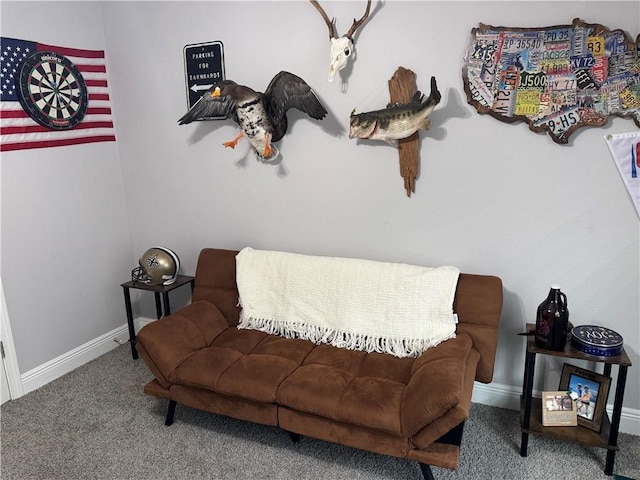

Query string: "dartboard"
[17, 51, 88, 130]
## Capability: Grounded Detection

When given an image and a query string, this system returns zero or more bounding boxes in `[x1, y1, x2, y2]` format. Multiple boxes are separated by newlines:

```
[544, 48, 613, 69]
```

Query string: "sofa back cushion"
[453, 273, 503, 383]
[192, 248, 241, 326]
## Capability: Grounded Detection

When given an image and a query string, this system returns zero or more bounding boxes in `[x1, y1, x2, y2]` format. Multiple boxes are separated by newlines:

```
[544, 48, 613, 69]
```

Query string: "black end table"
[520, 323, 631, 475]
[121, 275, 195, 359]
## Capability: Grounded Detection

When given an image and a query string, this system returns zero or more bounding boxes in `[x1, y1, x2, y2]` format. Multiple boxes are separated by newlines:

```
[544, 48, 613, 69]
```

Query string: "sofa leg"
[164, 400, 177, 426]
[436, 420, 465, 446]
[418, 463, 435, 480]
[286, 431, 301, 443]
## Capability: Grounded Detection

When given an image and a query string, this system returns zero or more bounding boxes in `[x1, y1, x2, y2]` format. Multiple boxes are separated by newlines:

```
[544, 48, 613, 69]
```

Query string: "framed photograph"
[541, 391, 578, 427]
[559, 363, 611, 432]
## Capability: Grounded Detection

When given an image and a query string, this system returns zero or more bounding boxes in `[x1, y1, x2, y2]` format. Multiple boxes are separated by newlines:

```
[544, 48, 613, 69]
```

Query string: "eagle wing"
[264, 71, 327, 124]
[177, 83, 238, 125]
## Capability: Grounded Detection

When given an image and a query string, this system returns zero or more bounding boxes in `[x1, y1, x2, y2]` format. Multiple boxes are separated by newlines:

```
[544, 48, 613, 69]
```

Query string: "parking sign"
[183, 41, 225, 111]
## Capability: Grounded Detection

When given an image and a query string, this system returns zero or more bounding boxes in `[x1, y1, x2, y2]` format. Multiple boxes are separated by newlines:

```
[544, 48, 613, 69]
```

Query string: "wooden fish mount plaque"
[388, 67, 420, 196]
[463, 18, 640, 144]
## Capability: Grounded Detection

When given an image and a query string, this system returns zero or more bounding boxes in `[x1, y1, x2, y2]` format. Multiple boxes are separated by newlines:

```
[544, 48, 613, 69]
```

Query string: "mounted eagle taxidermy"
[178, 71, 327, 162]
[349, 76, 441, 145]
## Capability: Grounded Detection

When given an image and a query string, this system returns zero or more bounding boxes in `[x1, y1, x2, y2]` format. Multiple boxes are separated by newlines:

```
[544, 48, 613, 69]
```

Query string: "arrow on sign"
[190, 83, 214, 93]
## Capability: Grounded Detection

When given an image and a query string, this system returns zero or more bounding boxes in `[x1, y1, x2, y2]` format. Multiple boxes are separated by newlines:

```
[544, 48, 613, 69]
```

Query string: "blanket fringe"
[238, 315, 456, 358]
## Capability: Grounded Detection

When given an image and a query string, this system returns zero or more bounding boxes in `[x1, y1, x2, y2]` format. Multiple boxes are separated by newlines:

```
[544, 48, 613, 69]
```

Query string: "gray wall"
[1, 1, 133, 372]
[2, 1, 639, 424]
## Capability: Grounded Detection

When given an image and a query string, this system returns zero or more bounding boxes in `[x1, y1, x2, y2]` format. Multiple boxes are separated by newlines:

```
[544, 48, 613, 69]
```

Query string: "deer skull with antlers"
[310, 0, 371, 82]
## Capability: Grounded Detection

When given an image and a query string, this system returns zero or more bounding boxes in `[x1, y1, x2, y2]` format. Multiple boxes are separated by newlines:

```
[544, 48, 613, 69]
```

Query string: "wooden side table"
[520, 323, 631, 476]
[121, 275, 195, 359]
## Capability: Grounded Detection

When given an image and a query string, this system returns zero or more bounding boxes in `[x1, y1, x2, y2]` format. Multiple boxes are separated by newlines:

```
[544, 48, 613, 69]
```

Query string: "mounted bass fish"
[349, 76, 441, 144]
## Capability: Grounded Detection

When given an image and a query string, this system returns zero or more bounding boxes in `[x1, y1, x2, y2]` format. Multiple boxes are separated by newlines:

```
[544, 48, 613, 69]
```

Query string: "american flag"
[1, 37, 116, 152]
[605, 132, 640, 218]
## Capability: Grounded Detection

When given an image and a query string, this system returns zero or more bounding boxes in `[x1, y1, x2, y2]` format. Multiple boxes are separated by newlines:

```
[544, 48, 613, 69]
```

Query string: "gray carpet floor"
[1, 344, 638, 480]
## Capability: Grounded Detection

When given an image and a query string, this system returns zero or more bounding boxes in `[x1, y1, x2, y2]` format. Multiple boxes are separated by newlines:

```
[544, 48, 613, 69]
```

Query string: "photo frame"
[541, 391, 578, 427]
[559, 363, 611, 432]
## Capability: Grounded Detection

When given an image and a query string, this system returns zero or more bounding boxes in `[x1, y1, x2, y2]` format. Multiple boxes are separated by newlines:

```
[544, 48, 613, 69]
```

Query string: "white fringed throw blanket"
[236, 248, 460, 358]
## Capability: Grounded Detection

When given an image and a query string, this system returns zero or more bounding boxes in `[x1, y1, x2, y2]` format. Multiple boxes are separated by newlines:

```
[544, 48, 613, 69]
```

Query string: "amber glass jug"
[535, 285, 569, 351]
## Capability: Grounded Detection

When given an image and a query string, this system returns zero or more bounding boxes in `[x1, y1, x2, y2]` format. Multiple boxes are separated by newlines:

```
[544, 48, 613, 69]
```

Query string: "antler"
[345, 0, 371, 40]
[311, 0, 373, 83]
[310, 1, 337, 39]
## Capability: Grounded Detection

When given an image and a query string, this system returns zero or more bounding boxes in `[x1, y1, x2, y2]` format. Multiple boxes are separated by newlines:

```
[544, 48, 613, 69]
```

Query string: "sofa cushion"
[172, 328, 316, 404]
[136, 301, 229, 387]
[276, 335, 474, 437]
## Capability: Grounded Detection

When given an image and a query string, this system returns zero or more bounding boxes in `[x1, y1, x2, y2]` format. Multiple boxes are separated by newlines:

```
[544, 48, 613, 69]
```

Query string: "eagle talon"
[256, 144, 280, 163]
[262, 133, 273, 158]
[223, 131, 244, 149]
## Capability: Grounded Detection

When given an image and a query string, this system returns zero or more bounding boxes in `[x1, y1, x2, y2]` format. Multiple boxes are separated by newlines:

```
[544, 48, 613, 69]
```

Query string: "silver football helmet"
[131, 247, 180, 286]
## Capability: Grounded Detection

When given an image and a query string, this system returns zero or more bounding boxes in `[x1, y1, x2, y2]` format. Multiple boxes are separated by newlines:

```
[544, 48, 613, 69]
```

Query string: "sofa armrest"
[136, 300, 229, 386]
[401, 335, 473, 436]
[454, 274, 502, 383]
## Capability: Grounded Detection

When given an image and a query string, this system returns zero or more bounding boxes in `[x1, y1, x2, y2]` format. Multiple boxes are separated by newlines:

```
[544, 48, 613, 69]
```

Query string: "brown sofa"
[136, 248, 503, 479]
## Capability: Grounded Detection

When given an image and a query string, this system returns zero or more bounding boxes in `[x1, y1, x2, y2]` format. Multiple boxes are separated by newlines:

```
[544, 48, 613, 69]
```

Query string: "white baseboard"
[20, 317, 153, 395]
[21, 324, 126, 395]
[16, 319, 640, 436]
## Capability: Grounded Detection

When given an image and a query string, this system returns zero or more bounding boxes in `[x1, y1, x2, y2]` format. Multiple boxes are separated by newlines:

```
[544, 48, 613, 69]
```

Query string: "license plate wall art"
[462, 18, 640, 144]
